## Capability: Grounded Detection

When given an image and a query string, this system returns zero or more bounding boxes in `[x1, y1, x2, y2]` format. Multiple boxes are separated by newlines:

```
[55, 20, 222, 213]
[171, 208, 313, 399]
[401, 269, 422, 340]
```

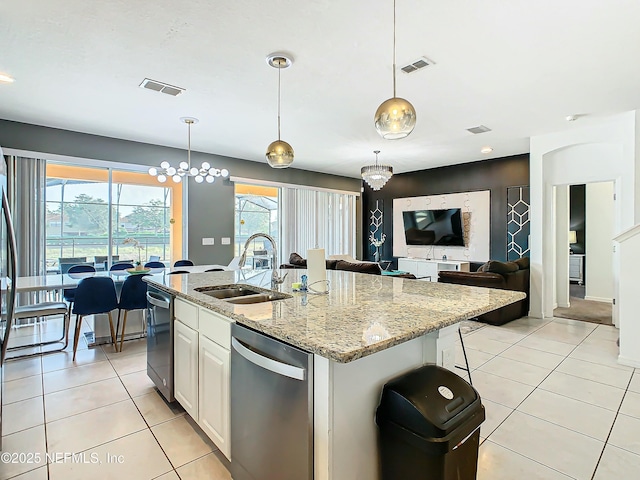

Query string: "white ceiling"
[1, 0, 640, 178]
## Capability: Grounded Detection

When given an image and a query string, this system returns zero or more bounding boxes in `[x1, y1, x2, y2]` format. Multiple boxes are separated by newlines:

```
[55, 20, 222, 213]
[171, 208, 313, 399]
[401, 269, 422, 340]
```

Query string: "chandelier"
[361, 150, 393, 191]
[148, 117, 229, 184]
[374, 0, 416, 140]
[265, 53, 294, 168]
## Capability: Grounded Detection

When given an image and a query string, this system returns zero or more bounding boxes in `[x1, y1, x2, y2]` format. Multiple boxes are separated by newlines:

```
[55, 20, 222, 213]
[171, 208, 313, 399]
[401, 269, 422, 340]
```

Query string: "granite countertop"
[144, 269, 525, 363]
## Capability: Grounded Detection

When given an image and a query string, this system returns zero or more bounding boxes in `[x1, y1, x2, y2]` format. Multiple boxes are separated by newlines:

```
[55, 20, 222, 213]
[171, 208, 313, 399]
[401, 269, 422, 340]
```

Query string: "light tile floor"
[1, 318, 230, 480]
[458, 316, 640, 480]
[2, 315, 638, 479]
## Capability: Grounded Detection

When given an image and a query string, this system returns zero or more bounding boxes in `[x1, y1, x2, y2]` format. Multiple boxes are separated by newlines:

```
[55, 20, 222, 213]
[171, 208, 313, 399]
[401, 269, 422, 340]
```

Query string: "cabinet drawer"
[199, 308, 232, 349]
[175, 298, 198, 330]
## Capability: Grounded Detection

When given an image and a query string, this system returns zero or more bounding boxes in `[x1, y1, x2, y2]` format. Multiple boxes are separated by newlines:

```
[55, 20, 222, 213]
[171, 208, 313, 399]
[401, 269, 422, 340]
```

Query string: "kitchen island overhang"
[144, 268, 525, 479]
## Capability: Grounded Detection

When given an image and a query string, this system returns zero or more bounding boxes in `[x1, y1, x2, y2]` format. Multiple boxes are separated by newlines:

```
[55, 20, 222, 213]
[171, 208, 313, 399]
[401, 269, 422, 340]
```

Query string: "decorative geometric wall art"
[369, 200, 384, 259]
[507, 186, 530, 260]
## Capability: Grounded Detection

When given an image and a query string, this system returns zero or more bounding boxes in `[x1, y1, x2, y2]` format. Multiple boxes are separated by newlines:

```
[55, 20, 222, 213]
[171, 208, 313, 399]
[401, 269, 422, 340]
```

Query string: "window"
[235, 184, 279, 268]
[45, 164, 182, 271]
[233, 180, 357, 266]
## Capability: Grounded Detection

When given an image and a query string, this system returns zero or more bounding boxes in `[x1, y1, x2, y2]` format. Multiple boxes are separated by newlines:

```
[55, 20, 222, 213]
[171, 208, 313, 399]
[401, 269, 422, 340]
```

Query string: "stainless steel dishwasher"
[146, 286, 174, 402]
[231, 323, 313, 480]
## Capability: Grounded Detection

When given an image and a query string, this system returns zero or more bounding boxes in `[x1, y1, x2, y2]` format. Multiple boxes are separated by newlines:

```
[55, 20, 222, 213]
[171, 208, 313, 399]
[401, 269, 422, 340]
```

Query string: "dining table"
[10, 264, 231, 346]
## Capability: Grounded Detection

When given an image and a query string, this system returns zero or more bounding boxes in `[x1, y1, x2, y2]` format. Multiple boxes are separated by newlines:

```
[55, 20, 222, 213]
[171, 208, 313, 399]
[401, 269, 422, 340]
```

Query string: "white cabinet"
[174, 319, 199, 419]
[397, 258, 471, 281]
[569, 254, 585, 285]
[173, 297, 232, 460]
[199, 334, 230, 458]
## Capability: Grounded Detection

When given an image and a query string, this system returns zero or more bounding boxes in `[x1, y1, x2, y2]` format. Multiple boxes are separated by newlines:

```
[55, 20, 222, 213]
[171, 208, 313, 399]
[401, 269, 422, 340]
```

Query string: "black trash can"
[376, 364, 485, 480]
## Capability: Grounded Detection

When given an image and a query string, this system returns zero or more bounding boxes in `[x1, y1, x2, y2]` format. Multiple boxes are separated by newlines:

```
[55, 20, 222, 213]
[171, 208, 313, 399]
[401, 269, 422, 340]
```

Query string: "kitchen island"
[144, 268, 525, 480]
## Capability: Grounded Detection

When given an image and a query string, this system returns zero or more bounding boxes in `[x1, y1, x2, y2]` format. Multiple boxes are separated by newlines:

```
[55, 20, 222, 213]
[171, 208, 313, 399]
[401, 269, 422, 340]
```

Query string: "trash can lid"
[376, 364, 481, 439]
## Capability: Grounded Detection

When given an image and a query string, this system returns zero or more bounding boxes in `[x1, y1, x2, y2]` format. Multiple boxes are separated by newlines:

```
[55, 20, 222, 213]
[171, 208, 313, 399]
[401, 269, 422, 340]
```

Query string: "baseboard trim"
[618, 355, 640, 368]
[584, 296, 613, 304]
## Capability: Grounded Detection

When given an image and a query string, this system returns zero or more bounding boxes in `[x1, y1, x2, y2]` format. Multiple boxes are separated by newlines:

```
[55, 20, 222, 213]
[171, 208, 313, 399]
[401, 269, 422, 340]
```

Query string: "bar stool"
[456, 327, 473, 385]
[72, 277, 118, 360]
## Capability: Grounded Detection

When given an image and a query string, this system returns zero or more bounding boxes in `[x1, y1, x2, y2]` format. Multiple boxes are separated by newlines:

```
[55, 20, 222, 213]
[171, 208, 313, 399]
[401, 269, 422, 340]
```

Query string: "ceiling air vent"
[400, 56, 434, 74]
[139, 78, 185, 96]
[466, 125, 492, 134]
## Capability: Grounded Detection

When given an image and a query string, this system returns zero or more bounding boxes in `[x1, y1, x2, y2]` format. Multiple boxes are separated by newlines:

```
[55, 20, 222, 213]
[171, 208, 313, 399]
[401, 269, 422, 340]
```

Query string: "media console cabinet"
[397, 257, 471, 281]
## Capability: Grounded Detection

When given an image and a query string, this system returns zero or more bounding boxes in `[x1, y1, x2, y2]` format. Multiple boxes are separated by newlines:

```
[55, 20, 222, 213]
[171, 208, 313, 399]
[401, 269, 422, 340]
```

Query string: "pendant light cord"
[392, 0, 397, 98]
[187, 120, 191, 169]
[277, 62, 282, 141]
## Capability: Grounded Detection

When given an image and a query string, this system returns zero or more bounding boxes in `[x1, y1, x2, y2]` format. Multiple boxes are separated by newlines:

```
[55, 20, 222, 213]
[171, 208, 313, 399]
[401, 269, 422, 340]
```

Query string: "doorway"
[553, 182, 613, 325]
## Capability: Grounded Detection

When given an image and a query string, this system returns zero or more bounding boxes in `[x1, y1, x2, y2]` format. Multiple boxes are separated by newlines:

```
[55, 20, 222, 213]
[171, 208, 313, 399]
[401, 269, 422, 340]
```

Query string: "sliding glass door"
[45, 164, 182, 272]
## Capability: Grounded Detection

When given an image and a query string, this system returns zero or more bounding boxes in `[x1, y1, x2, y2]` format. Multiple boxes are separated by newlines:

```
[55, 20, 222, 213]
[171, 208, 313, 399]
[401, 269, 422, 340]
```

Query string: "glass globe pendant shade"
[266, 140, 294, 169]
[374, 97, 417, 140]
[148, 167, 158, 176]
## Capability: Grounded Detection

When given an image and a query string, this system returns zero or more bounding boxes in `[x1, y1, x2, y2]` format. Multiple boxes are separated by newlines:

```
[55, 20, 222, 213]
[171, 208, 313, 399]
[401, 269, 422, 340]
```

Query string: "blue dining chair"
[72, 277, 119, 360]
[116, 274, 149, 352]
[110, 262, 134, 272]
[63, 264, 97, 315]
[174, 259, 194, 267]
[144, 261, 165, 269]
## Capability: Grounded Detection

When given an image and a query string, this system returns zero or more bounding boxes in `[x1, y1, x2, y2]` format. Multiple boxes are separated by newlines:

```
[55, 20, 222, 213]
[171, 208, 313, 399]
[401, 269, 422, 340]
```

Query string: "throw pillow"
[289, 252, 307, 267]
[482, 260, 519, 275]
[514, 257, 530, 270]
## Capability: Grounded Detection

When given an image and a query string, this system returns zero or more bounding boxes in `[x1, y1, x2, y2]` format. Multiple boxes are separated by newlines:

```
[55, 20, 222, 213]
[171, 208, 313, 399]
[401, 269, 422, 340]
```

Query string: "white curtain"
[7, 156, 46, 277]
[280, 187, 356, 260]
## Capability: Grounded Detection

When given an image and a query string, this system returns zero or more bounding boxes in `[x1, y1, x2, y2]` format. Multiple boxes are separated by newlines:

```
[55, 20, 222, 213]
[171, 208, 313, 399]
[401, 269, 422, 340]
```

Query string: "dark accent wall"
[570, 184, 586, 254]
[362, 154, 529, 264]
[0, 120, 362, 264]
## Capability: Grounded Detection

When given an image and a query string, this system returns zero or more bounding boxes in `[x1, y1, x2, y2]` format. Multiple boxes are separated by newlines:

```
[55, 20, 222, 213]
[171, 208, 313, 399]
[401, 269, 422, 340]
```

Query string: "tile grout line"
[107, 343, 182, 478]
[589, 373, 636, 480]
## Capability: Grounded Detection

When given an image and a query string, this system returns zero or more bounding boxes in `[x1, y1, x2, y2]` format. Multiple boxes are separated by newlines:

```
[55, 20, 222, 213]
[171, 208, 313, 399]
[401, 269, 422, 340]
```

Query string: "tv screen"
[402, 208, 465, 246]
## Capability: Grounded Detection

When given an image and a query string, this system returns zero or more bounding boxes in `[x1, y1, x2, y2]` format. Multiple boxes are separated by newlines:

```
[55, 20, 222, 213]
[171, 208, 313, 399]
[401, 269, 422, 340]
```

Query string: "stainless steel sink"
[194, 285, 291, 304]
[225, 293, 287, 304]
[196, 286, 263, 299]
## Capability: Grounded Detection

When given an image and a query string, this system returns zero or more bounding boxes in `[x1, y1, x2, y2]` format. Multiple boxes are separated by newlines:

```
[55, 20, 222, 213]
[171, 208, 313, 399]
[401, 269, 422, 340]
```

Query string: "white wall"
[555, 186, 570, 308]
[529, 110, 639, 321]
[585, 182, 614, 302]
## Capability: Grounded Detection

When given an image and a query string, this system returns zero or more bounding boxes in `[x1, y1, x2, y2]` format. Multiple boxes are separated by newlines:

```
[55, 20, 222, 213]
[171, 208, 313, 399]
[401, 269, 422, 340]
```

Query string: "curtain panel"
[7, 156, 46, 277]
[280, 187, 356, 261]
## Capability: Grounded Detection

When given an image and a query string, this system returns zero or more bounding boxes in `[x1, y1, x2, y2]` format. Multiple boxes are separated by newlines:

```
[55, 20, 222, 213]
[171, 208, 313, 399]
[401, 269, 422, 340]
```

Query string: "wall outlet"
[202, 237, 215, 245]
[221, 237, 231, 245]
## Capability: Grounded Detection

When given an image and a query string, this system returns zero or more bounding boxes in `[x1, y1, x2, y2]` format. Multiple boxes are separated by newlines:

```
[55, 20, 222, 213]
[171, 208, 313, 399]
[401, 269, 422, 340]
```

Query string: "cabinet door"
[199, 334, 231, 459]
[416, 261, 437, 281]
[397, 258, 416, 275]
[174, 320, 199, 419]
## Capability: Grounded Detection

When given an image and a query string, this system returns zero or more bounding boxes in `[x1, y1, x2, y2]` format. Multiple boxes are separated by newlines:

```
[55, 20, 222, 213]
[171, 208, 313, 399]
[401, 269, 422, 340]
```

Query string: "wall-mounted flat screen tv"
[402, 208, 465, 246]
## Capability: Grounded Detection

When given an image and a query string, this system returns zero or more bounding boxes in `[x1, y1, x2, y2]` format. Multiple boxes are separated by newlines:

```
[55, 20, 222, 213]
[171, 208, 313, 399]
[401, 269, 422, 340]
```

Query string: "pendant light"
[265, 53, 294, 168]
[148, 118, 229, 184]
[361, 150, 393, 191]
[374, 0, 416, 140]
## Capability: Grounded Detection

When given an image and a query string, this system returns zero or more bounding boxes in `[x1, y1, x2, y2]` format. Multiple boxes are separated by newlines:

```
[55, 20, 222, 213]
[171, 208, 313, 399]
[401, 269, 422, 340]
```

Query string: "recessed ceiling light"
[481, 146, 493, 154]
[0, 73, 15, 83]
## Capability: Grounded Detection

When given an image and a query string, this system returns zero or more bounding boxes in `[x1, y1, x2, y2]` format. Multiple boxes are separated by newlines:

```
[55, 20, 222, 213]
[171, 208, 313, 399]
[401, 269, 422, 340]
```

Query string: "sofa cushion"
[289, 252, 307, 267]
[514, 257, 530, 270]
[478, 260, 519, 275]
[335, 260, 381, 275]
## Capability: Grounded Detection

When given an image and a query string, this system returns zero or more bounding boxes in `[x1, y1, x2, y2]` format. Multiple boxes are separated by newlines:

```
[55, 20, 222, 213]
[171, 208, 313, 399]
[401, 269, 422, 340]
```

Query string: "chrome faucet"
[238, 233, 287, 289]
